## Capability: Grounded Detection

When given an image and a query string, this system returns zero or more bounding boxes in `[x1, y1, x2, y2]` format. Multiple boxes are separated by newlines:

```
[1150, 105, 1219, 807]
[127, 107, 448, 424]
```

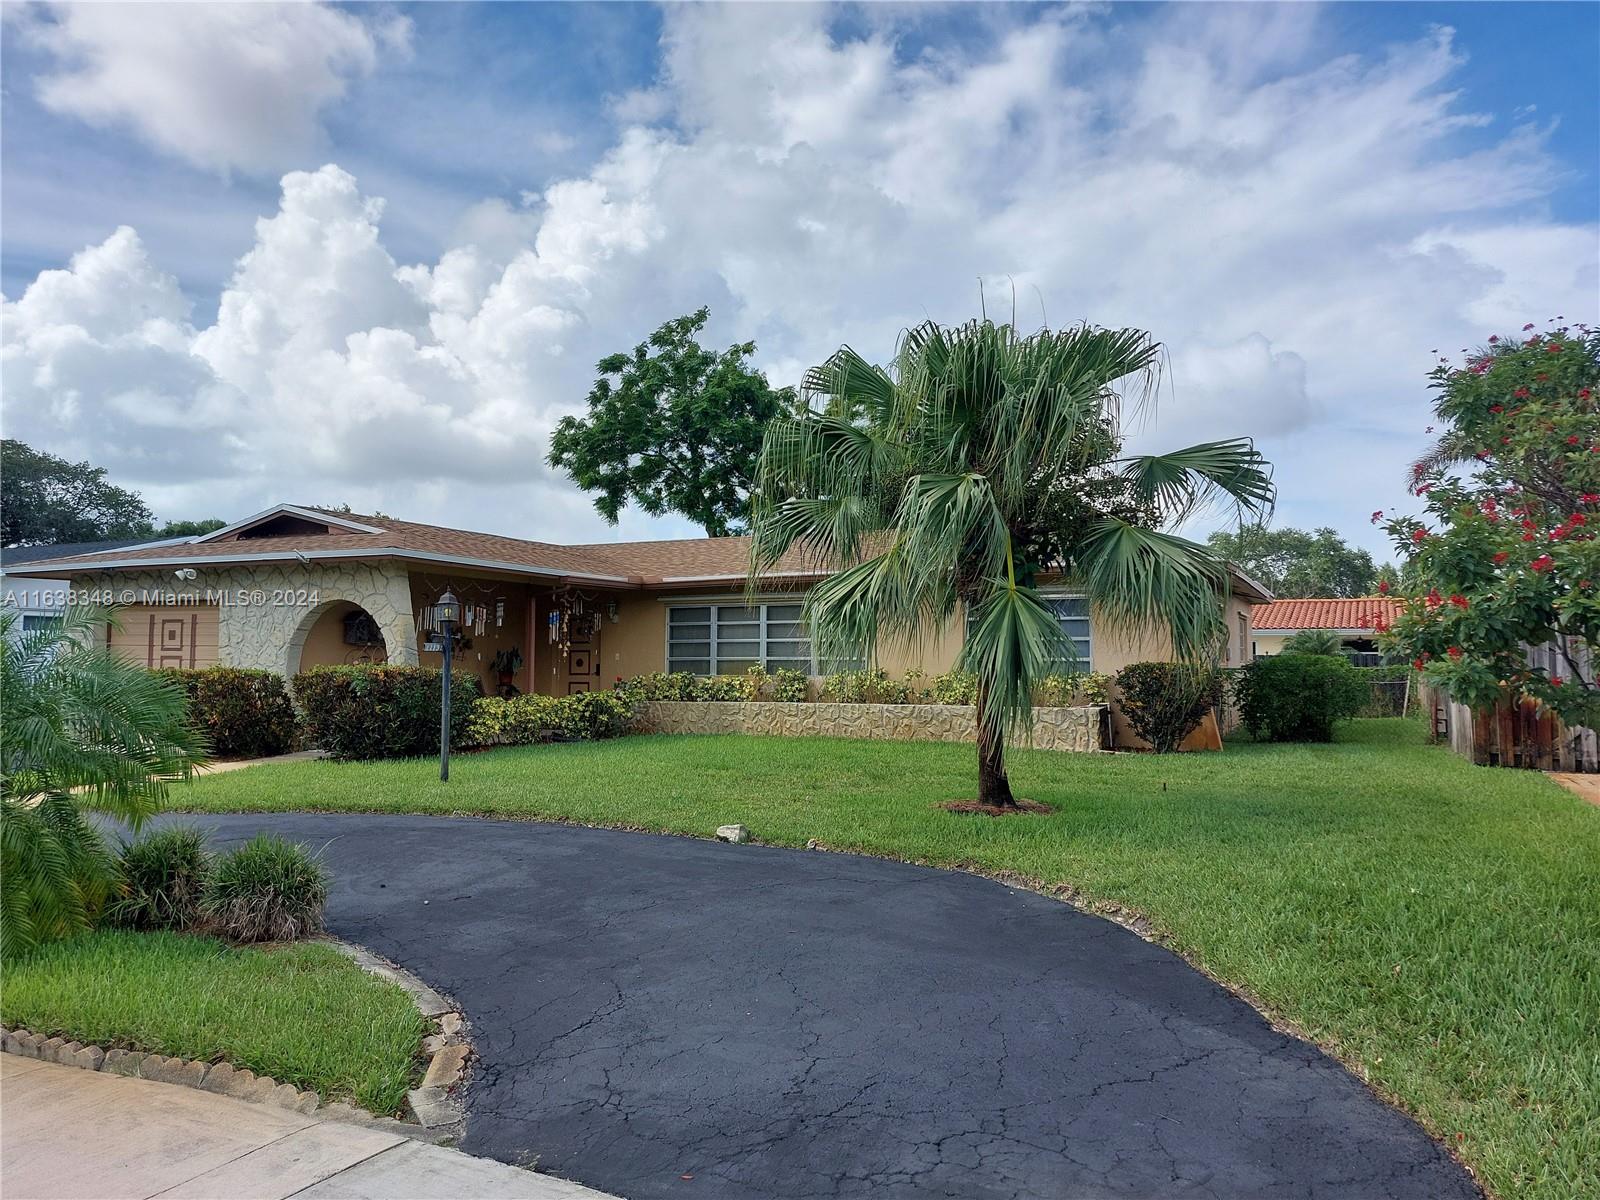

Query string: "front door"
[566, 623, 599, 694]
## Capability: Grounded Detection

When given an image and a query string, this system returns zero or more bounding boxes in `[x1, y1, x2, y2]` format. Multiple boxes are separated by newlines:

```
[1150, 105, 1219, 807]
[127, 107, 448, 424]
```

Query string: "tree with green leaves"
[1204, 525, 1377, 597]
[750, 318, 1274, 808]
[152, 518, 227, 539]
[1, 609, 207, 956]
[549, 308, 796, 537]
[1, 440, 153, 547]
[1377, 322, 1600, 729]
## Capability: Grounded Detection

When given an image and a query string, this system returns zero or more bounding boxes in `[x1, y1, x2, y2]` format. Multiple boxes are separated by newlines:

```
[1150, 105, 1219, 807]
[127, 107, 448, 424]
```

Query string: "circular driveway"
[184, 814, 1477, 1200]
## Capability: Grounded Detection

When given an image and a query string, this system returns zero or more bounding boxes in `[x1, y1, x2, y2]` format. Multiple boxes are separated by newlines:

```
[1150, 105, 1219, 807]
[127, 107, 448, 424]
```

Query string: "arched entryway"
[288, 600, 390, 675]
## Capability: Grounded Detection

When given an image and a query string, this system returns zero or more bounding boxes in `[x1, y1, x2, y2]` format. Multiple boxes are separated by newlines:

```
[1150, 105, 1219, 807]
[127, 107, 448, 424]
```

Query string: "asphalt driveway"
[181, 814, 1478, 1200]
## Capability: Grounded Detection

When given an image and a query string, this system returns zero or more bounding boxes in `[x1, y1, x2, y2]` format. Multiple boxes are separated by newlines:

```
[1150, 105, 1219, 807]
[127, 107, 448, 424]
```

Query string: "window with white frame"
[668, 602, 820, 674]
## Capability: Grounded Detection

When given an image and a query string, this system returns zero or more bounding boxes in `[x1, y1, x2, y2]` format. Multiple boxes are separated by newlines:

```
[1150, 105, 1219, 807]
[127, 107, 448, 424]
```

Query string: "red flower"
[1583, 494, 1600, 503]
[1489, 404, 1504, 413]
[1412, 657, 1427, 671]
[1568, 435, 1581, 445]
[1551, 676, 1565, 688]
[1523, 323, 1536, 331]
[1425, 588, 1443, 609]
[1378, 580, 1390, 594]
[1513, 388, 1530, 399]
[1493, 551, 1510, 563]
[1447, 646, 1462, 660]
[1531, 555, 1555, 572]
[1370, 509, 1384, 522]
[1581, 389, 1593, 399]
[1412, 528, 1429, 543]
[1547, 343, 1563, 352]
[1487, 335, 1499, 344]
[1572, 513, 1588, 526]
[1449, 594, 1469, 609]
[1523, 532, 1536, 541]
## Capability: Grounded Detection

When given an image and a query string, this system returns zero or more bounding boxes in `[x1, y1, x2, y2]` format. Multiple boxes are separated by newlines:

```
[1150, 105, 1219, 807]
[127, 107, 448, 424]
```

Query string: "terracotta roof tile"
[1253, 598, 1401, 632]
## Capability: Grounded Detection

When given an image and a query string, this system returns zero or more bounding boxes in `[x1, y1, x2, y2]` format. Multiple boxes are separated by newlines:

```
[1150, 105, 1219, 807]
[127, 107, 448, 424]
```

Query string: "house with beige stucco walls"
[6, 504, 1271, 745]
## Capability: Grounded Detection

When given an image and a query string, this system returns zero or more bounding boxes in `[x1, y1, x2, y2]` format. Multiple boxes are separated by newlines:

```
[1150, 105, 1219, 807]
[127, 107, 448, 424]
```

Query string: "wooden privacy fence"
[1426, 635, 1599, 772]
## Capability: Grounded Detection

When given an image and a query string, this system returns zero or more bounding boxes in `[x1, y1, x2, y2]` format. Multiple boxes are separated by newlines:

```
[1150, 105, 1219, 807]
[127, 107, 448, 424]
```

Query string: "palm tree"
[1282, 629, 1345, 656]
[750, 319, 1274, 808]
[1, 609, 207, 955]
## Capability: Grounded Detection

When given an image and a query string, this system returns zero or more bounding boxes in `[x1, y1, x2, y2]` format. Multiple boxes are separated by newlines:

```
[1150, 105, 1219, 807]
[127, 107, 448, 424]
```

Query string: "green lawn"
[2, 930, 428, 1113]
[176, 719, 1598, 1200]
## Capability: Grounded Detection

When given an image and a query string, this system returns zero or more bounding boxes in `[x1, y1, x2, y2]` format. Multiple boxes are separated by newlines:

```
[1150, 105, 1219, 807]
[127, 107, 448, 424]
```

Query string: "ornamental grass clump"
[202, 835, 327, 943]
[108, 826, 212, 932]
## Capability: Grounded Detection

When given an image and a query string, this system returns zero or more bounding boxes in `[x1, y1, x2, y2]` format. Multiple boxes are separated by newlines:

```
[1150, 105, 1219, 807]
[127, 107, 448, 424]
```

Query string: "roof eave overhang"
[4, 547, 635, 587]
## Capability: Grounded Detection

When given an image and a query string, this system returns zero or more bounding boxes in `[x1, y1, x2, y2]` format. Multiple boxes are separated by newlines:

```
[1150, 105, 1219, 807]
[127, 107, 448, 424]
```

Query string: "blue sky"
[2, 2, 1596, 554]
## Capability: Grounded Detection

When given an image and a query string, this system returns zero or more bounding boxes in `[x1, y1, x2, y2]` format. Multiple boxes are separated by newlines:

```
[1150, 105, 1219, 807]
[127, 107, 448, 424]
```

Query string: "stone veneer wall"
[81, 562, 419, 675]
[633, 701, 1108, 752]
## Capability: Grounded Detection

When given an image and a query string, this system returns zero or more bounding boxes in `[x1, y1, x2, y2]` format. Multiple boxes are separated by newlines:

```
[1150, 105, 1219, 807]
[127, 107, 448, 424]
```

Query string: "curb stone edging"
[0, 937, 475, 1142]
[317, 938, 473, 1133]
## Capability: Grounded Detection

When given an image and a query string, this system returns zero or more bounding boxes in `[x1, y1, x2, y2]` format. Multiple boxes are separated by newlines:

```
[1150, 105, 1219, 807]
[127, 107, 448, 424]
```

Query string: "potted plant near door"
[493, 647, 524, 698]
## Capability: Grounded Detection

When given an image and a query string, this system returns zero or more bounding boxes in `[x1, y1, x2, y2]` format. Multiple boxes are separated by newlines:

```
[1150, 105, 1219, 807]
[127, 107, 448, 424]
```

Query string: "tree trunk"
[976, 680, 1017, 808]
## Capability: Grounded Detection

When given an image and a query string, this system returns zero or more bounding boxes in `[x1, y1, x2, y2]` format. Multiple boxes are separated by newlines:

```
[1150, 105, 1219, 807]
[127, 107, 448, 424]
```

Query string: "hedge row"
[615, 666, 1113, 707]
[464, 691, 634, 747]
[291, 666, 482, 761]
[155, 667, 298, 759]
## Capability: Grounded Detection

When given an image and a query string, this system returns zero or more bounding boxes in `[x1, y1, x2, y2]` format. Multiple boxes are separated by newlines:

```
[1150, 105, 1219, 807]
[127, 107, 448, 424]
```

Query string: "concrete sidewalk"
[0, 1056, 617, 1200]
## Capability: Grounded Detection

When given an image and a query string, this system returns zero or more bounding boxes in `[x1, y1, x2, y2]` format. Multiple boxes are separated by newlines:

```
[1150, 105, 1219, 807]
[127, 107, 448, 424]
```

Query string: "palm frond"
[1117, 438, 1276, 526]
[960, 579, 1072, 740]
[1, 607, 207, 956]
[1076, 520, 1229, 662]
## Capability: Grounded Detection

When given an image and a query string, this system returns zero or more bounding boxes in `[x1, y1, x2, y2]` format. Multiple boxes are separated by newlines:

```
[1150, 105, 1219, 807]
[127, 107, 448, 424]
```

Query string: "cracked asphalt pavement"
[182, 814, 1479, 1200]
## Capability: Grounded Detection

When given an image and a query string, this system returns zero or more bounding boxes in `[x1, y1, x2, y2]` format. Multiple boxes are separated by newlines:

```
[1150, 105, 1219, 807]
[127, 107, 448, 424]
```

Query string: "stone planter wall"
[632, 701, 1109, 752]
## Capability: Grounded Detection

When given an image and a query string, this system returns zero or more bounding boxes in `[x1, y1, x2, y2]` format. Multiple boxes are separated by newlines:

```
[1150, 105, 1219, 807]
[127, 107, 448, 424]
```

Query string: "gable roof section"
[196, 504, 385, 541]
[1253, 598, 1400, 633]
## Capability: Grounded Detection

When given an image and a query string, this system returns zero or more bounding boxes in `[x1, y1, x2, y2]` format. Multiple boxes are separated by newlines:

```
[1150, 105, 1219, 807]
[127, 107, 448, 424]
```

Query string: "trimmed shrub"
[1235, 653, 1371, 742]
[1116, 662, 1224, 753]
[927, 669, 978, 706]
[107, 827, 212, 931]
[155, 667, 298, 759]
[616, 671, 705, 701]
[465, 690, 635, 746]
[202, 835, 327, 943]
[293, 665, 481, 760]
[1034, 671, 1113, 707]
[770, 668, 810, 702]
[821, 668, 912, 704]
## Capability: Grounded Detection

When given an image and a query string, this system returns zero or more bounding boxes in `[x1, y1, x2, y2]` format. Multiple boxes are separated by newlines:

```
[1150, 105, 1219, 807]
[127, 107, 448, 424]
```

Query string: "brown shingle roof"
[1253, 598, 1401, 632]
[3, 505, 820, 587]
[4, 502, 1271, 598]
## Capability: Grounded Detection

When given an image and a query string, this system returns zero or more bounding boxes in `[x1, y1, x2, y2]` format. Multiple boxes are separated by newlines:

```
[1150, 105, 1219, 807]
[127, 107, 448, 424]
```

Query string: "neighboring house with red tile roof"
[1251, 598, 1402, 664]
[5, 504, 1271, 716]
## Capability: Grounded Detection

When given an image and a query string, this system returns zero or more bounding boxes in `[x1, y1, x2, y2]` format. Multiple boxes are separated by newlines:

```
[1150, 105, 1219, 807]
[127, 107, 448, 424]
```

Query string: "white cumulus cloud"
[2, 4, 1596, 547]
[11, 1, 409, 174]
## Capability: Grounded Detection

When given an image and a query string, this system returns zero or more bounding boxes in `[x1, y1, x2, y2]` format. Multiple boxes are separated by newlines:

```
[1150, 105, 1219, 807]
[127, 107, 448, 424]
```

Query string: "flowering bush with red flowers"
[1377, 323, 1600, 729]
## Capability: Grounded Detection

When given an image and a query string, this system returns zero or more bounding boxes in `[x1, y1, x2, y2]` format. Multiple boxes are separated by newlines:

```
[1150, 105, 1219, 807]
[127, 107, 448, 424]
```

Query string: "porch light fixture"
[426, 589, 462, 782]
